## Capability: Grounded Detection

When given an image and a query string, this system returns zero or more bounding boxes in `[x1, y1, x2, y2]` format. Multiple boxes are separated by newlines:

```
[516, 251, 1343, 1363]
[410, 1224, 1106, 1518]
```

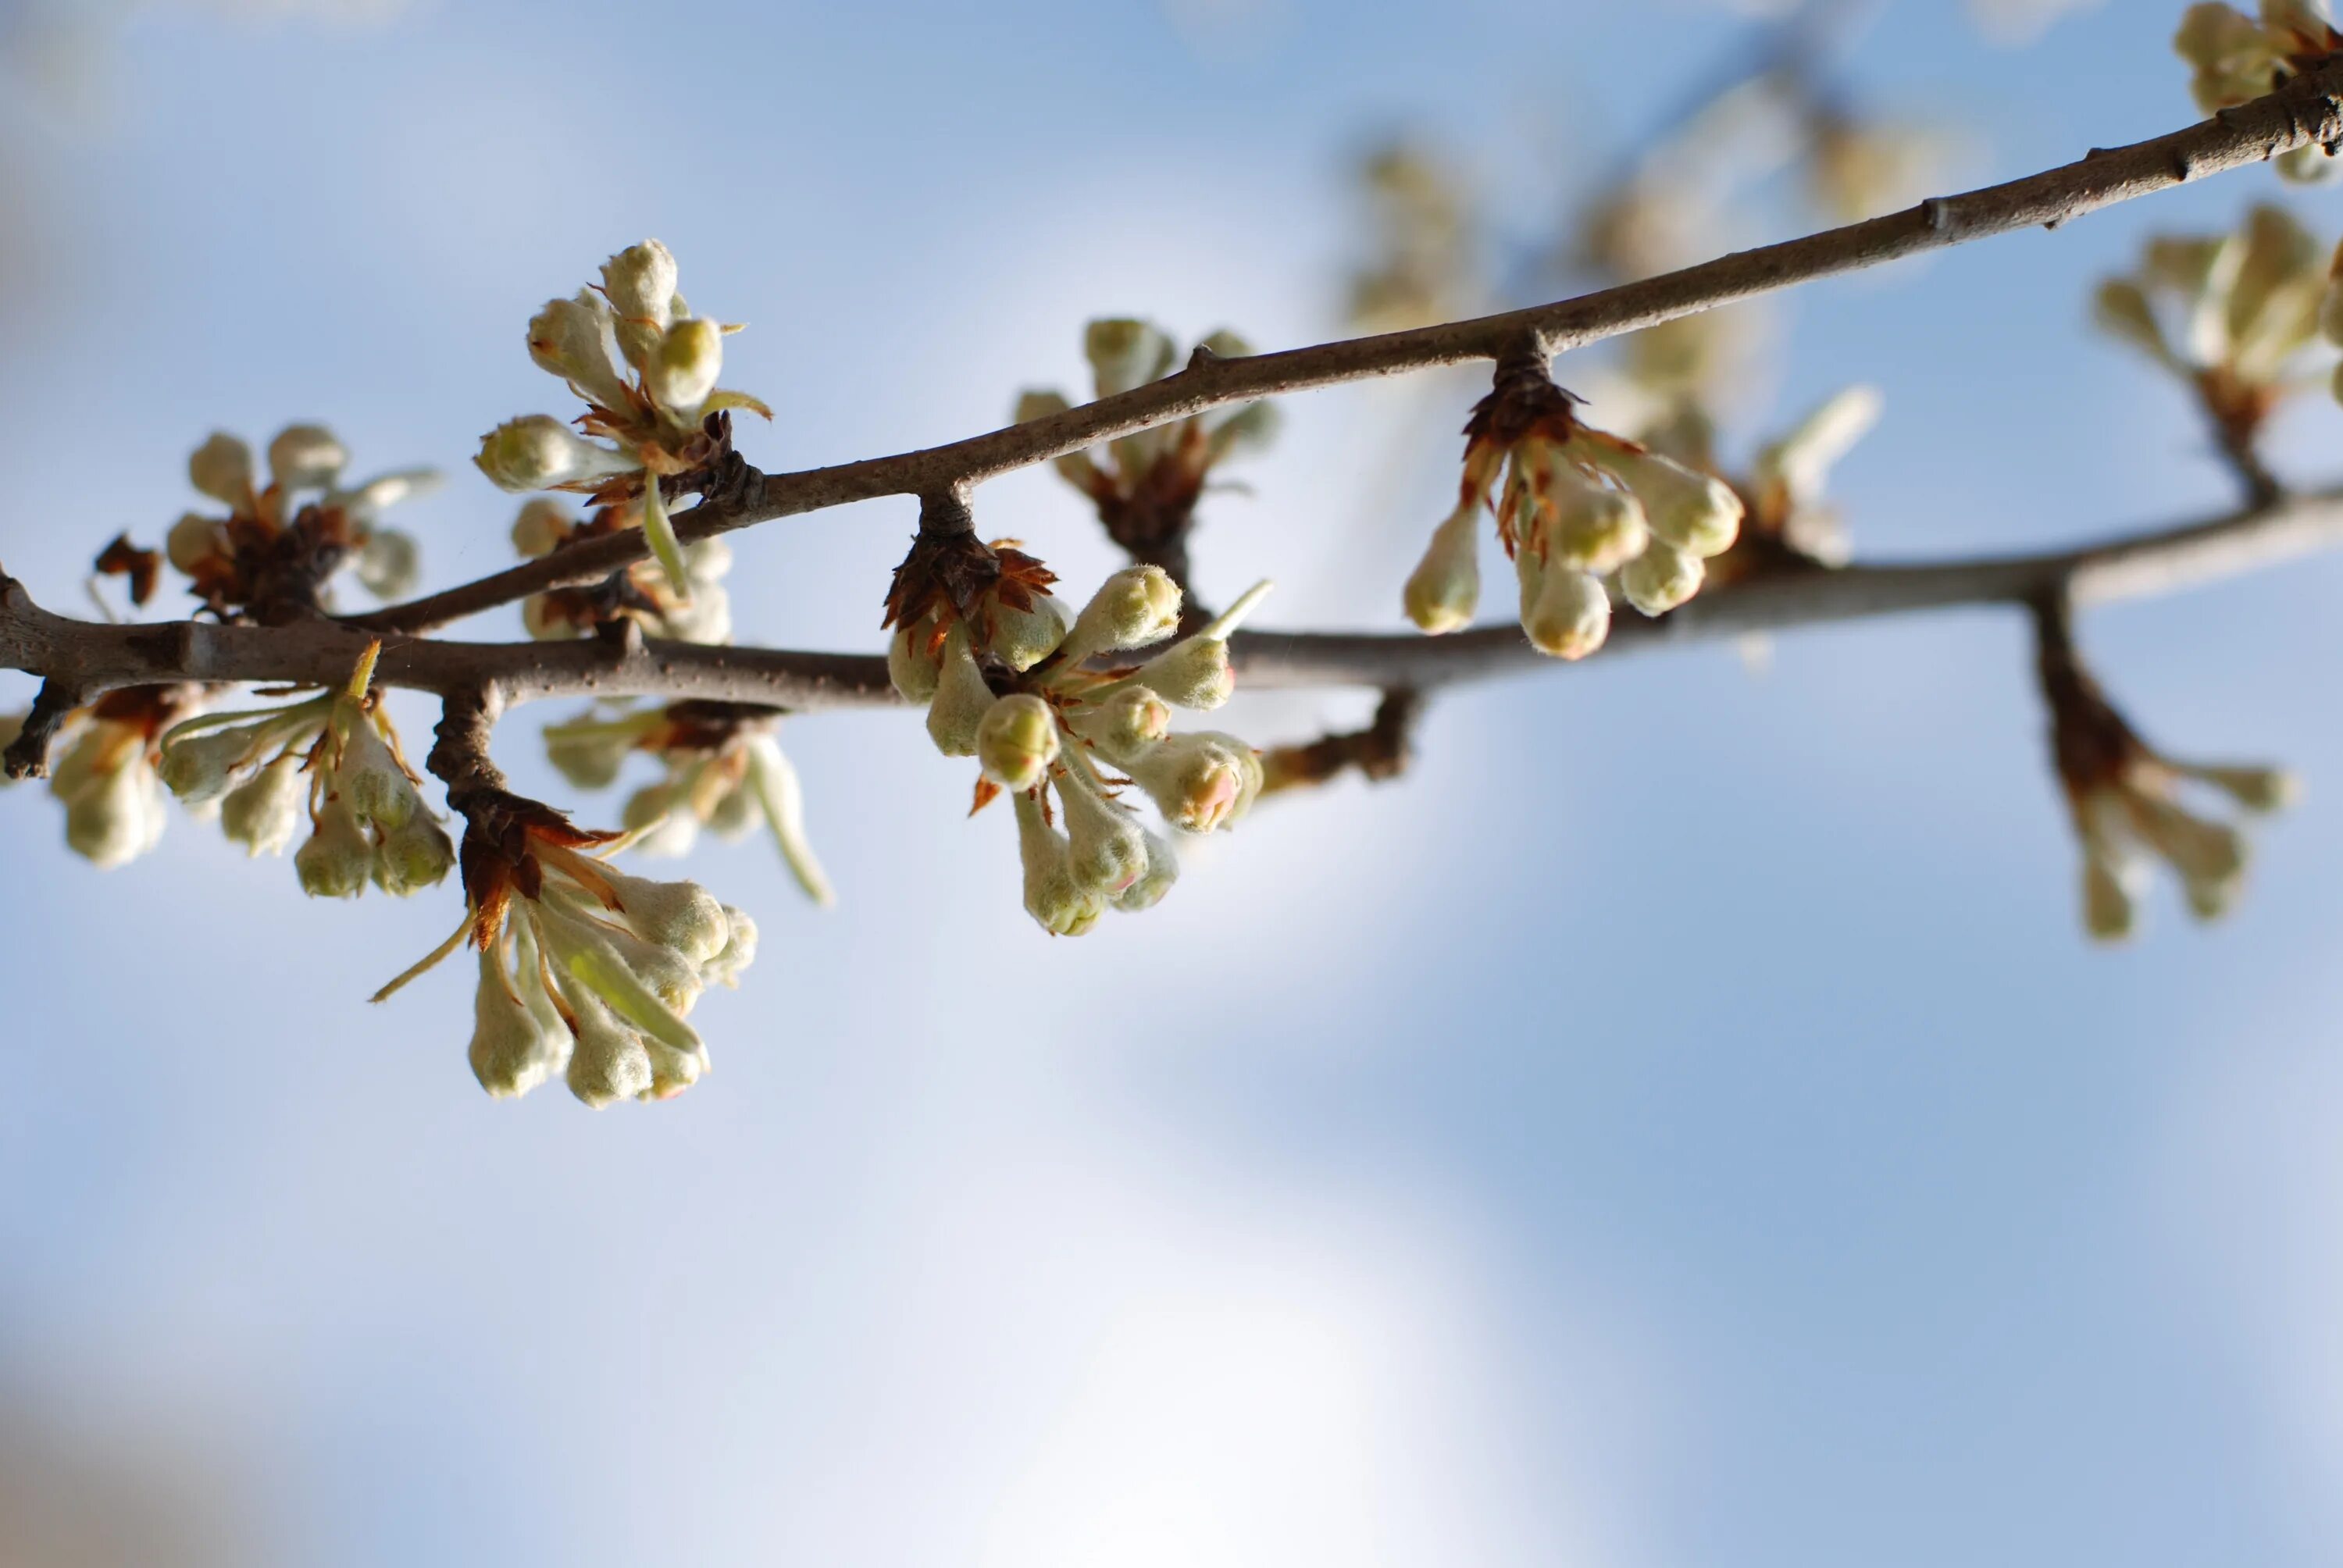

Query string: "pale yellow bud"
[988, 592, 1068, 672]
[373, 816, 455, 896]
[1014, 792, 1103, 936]
[1403, 504, 1481, 634]
[1084, 318, 1174, 399]
[1618, 540, 1704, 617]
[889, 618, 944, 702]
[267, 423, 347, 491]
[926, 629, 995, 757]
[1110, 829, 1180, 913]
[2082, 858, 2138, 943]
[221, 752, 307, 857]
[512, 498, 572, 558]
[1075, 685, 1174, 764]
[1548, 472, 1649, 575]
[296, 801, 373, 898]
[188, 433, 254, 504]
[975, 694, 1061, 791]
[527, 290, 635, 412]
[1059, 772, 1150, 895]
[167, 512, 228, 573]
[1521, 566, 1612, 661]
[1065, 565, 1182, 659]
[646, 318, 723, 419]
[474, 416, 637, 493]
[468, 949, 563, 1099]
[1585, 442, 1742, 558]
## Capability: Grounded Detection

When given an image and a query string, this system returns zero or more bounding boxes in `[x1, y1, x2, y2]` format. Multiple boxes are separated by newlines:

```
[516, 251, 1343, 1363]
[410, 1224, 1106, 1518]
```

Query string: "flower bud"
[647, 318, 723, 419]
[188, 433, 254, 504]
[521, 594, 576, 640]
[1129, 733, 1251, 834]
[336, 714, 417, 830]
[640, 1039, 711, 1101]
[296, 802, 374, 898]
[159, 725, 259, 805]
[1133, 633, 1234, 711]
[602, 867, 733, 964]
[601, 241, 680, 330]
[544, 717, 643, 790]
[976, 693, 1061, 791]
[1111, 829, 1180, 913]
[1084, 318, 1173, 398]
[889, 618, 944, 702]
[1618, 539, 1704, 616]
[355, 528, 421, 600]
[527, 290, 635, 412]
[557, 981, 656, 1108]
[655, 580, 733, 646]
[703, 772, 760, 840]
[622, 780, 701, 857]
[1059, 773, 1150, 894]
[2081, 857, 2138, 943]
[1522, 566, 1611, 661]
[512, 498, 572, 558]
[1016, 390, 1072, 423]
[166, 512, 228, 574]
[1404, 504, 1481, 634]
[63, 760, 165, 869]
[926, 629, 995, 757]
[1077, 685, 1173, 763]
[2179, 761, 2300, 812]
[474, 416, 637, 494]
[1014, 793, 1103, 936]
[2094, 280, 2172, 363]
[1586, 443, 1742, 558]
[468, 949, 564, 1099]
[1548, 473, 1649, 575]
[374, 816, 455, 896]
[267, 423, 348, 491]
[987, 591, 1069, 672]
[1065, 565, 1182, 658]
[221, 752, 308, 857]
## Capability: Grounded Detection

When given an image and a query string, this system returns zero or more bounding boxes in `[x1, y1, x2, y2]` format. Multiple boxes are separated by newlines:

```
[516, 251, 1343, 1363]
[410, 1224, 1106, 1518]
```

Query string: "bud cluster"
[375, 791, 756, 1107]
[886, 535, 1268, 935]
[3, 687, 202, 868]
[474, 241, 770, 604]
[1405, 352, 1746, 657]
[2039, 618, 2296, 940]
[165, 425, 434, 618]
[540, 700, 833, 904]
[508, 497, 734, 645]
[2093, 204, 2337, 440]
[1014, 319, 1277, 576]
[155, 643, 453, 895]
[2176, 2, 2343, 181]
[1346, 143, 1477, 333]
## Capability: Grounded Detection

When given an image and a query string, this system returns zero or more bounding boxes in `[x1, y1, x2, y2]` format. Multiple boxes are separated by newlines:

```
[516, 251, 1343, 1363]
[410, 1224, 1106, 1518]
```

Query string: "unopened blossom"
[372, 792, 757, 1106]
[1404, 351, 1744, 655]
[165, 424, 435, 619]
[36, 688, 198, 868]
[2039, 615, 2295, 940]
[2175, 2, 2343, 180]
[2093, 205, 2334, 451]
[1014, 319, 1277, 580]
[540, 700, 833, 904]
[884, 532, 1267, 935]
[1346, 141, 1478, 333]
[476, 241, 771, 602]
[157, 642, 452, 893]
[510, 497, 733, 644]
[1807, 115, 1956, 224]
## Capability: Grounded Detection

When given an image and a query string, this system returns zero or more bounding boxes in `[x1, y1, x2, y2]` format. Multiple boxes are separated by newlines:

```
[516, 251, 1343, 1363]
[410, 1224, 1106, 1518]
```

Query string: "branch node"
[918, 488, 976, 539]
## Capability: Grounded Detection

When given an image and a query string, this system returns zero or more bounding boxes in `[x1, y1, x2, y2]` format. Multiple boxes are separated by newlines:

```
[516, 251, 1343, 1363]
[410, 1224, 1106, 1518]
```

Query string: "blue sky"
[5, 1, 2343, 1564]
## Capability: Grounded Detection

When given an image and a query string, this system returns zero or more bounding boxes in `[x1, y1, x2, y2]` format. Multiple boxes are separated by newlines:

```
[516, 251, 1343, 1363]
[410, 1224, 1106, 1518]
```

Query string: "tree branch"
[345, 62, 2343, 636]
[12, 485, 2343, 718]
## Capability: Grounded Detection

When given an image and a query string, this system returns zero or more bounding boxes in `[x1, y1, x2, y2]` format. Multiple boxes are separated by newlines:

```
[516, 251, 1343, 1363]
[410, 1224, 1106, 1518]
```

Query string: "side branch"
[352, 62, 2343, 635]
[11, 486, 2343, 714]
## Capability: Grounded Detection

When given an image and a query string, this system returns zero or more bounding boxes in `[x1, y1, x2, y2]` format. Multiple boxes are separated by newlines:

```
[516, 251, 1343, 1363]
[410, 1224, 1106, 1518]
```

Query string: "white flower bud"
[1129, 733, 1252, 834]
[1585, 442, 1742, 558]
[62, 758, 165, 869]
[703, 905, 758, 990]
[1111, 829, 1180, 913]
[601, 866, 733, 964]
[1132, 633, 1234, 711]
[188, 433, 254, 504]
[1548, 472, 1649, 575]
[2081, 857, 2138, 943]
[976, 693, 1061, 791]
[926, 629, 995, 757]
[987, 592, 1069, 672]
[473, 416, 638, 493]
[267, 423, 348, 491]
[646, 318, 723, 419]
[468, 949, 564, 1099]
[889, 618, 944, 702]
[654, 580, 733, 646]
[601, 241, 680, 330]
[373, 817, 454, 896]
[1014, 792, 1103, 936]
[166, 512, 228, 574]
[1075, 685, 1173, 764]
[296, 802, 373, 898]
[544, 716, 643, 790]
[521, 594, 575, 641]
[336, 714, 417, 830]
[1618, 539, 1705, 616]
[640, 1039, 711, 1101]
[512, 498, 572, 558]
[159, 724, 259, 805]
[221, 752, 307, 857]
[1404, 503, 1481, 634]
[622, 780, 701, 857]
[1065, 565, 1182, 659]
[1084, 318, 1174, 399]
[555, 979, 656, 1108]
[527, 290, 636, 412]
[354, 528, 421, 600]
[1059, 773, 1150, 895]
[1521, 566, 1612, 661]
[702, 772, 760, 840]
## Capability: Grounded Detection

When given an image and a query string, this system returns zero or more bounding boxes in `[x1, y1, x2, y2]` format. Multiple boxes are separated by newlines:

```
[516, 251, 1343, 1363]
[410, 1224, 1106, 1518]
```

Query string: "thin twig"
[12, 485, 2343, 714]
[342, 62, 2343, 636]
